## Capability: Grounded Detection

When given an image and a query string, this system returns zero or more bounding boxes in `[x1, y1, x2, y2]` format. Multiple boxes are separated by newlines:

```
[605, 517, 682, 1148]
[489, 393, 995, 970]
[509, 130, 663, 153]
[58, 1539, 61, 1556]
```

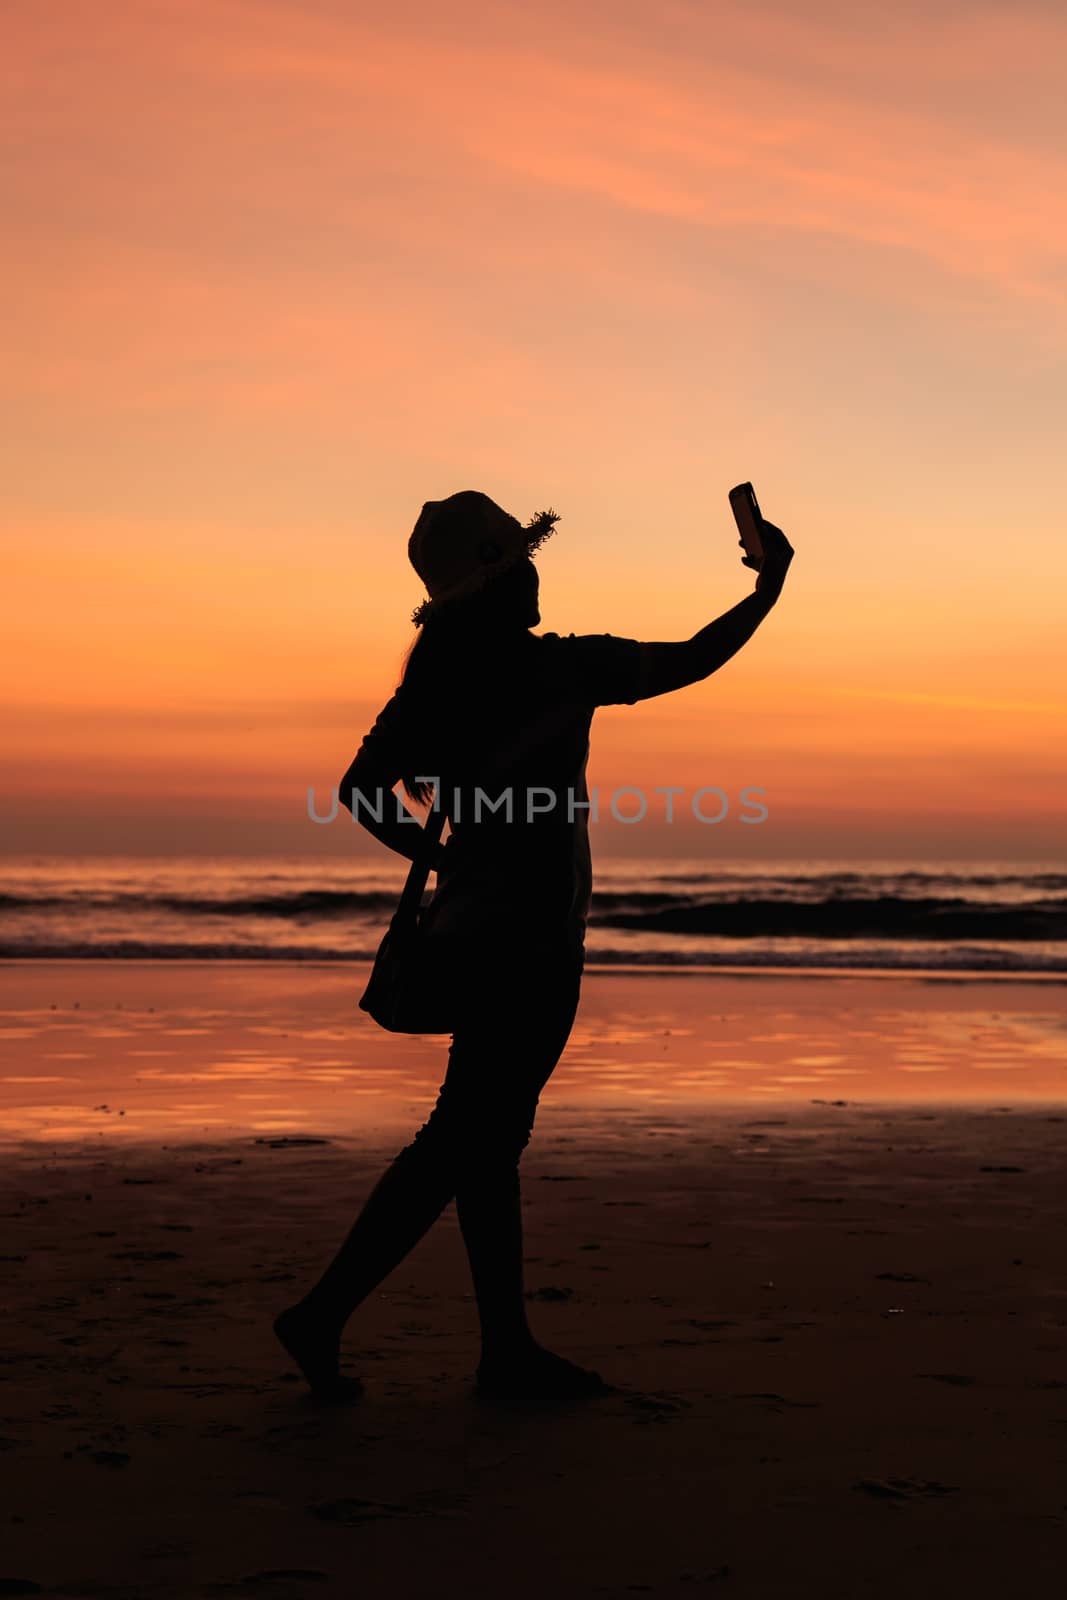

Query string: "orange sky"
[3, 0, 1065, 859]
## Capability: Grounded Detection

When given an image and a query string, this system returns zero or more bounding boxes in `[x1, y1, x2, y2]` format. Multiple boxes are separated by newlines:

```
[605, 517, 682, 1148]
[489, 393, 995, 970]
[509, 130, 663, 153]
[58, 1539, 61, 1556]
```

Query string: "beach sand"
[1, 963, 1065, 1597]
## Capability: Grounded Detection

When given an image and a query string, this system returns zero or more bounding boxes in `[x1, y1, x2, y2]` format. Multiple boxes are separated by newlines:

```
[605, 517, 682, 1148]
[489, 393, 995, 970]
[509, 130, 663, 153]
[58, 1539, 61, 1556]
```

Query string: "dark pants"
[403, 955, 583, 1173]
[304, 954, 583, 1353]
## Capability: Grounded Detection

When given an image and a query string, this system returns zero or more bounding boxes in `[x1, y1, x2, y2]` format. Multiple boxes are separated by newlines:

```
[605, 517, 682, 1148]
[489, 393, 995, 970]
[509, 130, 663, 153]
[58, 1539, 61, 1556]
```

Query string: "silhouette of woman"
[275, 489, 794, 1406]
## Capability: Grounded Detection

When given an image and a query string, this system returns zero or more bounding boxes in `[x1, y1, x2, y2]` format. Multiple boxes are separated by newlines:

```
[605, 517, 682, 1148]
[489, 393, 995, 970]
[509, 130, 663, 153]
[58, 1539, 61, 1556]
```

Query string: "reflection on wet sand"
[0, 962, 1063, 1143]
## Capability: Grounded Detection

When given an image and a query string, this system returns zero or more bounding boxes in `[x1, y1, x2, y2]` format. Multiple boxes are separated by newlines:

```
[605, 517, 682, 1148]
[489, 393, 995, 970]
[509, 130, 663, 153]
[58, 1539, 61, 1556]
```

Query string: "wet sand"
[1, 963, 1065, 1597]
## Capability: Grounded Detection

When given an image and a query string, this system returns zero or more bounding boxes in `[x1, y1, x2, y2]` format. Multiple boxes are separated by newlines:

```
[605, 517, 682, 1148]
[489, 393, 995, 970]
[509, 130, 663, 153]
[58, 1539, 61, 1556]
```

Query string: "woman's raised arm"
[634, 519, 794, 701]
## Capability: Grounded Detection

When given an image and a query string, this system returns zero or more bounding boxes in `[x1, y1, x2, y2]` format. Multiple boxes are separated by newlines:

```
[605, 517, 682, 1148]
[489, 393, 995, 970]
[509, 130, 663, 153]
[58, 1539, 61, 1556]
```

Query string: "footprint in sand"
[309, 1489, 469, 1524]
[855, 1476, 960, 1501]
[309, 1498, 401, 1525]
[622, 1391, 692, 1423]
[86, 1449, 131, 1469]
[732, 1392, 821, 1411]
[239, 1571, 329, 1591]
[254, 1136, 332, 1149]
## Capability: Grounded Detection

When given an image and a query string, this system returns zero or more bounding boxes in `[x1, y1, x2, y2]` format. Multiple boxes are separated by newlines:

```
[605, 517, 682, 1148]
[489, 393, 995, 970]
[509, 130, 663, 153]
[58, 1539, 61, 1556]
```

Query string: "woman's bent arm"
[339, 754, 439, 864]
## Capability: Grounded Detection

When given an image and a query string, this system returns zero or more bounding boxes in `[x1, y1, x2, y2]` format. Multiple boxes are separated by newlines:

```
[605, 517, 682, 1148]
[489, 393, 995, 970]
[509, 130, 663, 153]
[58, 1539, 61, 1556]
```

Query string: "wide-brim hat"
[408, 490, 559, 626]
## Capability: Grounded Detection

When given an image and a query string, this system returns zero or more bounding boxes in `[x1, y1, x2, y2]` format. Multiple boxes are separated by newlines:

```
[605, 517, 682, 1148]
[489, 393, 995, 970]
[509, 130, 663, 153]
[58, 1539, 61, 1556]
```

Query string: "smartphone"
[728, 481, 764, 565]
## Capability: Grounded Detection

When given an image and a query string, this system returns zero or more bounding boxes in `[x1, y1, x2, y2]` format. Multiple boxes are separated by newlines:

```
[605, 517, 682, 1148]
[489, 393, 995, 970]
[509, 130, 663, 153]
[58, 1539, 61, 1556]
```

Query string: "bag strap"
[394, 797, 447, 922]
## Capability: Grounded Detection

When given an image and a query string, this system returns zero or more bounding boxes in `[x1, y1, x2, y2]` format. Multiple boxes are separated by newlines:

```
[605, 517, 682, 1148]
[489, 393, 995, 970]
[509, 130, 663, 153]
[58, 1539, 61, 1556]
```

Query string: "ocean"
[1, 857, 1065, 973]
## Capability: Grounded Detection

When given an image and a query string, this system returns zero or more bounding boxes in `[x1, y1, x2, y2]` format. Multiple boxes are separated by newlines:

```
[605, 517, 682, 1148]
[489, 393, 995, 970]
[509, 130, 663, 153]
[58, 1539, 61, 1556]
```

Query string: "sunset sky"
[4, 0, 1065, 859]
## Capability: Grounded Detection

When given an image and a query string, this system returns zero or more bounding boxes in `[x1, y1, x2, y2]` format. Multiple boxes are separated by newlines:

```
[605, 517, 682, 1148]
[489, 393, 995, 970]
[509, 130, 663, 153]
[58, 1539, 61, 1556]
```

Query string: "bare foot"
[273, 1302, 363, 1406]
[475, 1342, 614, 1409]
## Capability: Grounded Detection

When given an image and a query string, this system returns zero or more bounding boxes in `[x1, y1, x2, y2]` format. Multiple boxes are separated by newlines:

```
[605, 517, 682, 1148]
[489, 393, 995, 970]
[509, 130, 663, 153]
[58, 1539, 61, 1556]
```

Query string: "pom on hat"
[523, 507, 561, 553]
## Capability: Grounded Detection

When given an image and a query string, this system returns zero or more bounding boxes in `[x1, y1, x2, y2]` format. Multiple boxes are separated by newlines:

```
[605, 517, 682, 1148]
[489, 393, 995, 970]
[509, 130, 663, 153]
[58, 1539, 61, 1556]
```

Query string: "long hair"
[397, 561, 532, 803]
[396, 615, 465, 805]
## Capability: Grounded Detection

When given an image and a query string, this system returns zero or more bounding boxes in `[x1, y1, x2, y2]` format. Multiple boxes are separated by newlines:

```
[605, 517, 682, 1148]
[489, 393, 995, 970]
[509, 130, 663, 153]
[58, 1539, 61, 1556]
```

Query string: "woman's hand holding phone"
[749, 519, 794, 604]
[728, 482, 794, 605]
